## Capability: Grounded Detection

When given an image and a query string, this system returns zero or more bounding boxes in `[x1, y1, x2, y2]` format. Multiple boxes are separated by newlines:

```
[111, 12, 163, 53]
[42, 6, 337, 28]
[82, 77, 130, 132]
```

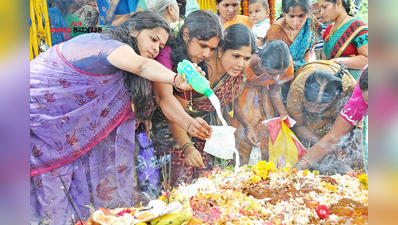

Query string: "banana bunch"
[150, 208, 193, 225]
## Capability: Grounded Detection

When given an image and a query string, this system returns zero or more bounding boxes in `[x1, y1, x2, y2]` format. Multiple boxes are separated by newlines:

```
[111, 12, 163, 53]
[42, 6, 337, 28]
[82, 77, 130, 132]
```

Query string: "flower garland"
[241, 0, 276, 24]
[241, 0, 249, 16]
[268, 0, 276, 23]
[170, 20, 184, 37]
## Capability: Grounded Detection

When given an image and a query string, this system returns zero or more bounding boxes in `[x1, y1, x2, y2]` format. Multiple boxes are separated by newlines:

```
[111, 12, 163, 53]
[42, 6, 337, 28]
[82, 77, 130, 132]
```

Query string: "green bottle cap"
[203, 89, 214, 98]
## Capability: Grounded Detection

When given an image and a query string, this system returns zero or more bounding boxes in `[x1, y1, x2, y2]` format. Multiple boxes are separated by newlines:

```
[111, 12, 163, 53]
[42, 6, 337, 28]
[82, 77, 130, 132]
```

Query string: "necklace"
[326, 14, 349, 41]
[183, 90, 193, 111]
[214, 55, 235, 118]
[222, 77, 235, 118]
[285, 22, 294, 41]
[332, 14, 349, 33]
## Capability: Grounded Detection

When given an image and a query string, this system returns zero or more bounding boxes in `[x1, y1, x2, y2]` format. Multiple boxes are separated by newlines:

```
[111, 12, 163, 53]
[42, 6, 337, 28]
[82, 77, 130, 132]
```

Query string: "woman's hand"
[244, 128, 260, 147]
[175, 63, 207, 90]
[293, 161, 308, 170]
[184, 146, 205, 167]
[175, 75, 193, 91]
[192, 63, 206, 77]
[278, 112, 289, 119]
[187, 118, 212, 140]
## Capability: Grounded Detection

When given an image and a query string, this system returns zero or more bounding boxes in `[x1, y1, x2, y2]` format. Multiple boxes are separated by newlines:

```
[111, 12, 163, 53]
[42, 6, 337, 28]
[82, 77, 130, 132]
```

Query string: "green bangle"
[182, 141, 194, 155]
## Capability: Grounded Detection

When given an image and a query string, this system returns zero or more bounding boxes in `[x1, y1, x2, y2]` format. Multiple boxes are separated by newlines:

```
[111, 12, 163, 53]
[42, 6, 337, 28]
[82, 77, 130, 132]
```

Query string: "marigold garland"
[241, 0, 276, 24]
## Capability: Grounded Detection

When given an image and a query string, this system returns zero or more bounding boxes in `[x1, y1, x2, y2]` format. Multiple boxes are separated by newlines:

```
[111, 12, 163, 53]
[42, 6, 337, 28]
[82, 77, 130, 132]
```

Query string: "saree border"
[325, 19, 367, 59]
[335, 26, 368, 58]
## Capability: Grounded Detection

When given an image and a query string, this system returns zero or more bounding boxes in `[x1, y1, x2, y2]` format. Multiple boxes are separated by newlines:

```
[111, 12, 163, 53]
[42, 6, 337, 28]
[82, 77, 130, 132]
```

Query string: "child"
[248, 0, 271, 46]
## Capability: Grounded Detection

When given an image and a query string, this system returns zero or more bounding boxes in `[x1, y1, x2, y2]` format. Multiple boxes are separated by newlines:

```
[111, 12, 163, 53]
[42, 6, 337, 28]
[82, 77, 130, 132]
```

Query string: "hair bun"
[335, 67, 345, 79]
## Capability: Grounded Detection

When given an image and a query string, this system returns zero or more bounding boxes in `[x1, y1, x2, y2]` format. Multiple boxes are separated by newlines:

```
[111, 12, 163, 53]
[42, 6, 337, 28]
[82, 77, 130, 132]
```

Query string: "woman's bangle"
[173, 74, 183, 92]
[244, 126, 254, 131]
[177, 134, 188, 143]
[186, 120, 193, 133]
[299, 157, 312, 169]
[182, 141, 195, 155]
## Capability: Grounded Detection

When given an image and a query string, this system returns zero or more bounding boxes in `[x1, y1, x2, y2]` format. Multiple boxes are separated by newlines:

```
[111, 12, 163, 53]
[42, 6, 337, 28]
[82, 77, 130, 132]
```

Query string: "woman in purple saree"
[30, 11, 211, 225]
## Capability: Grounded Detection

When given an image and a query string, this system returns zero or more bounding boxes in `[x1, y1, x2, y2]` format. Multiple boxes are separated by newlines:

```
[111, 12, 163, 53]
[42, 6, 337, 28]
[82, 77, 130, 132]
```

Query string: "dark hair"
[171, 10, 224, 74]
[304, 68, 345, 104]
[324, 0, 351, 15]
[249, 0, 269, 9]
[105, 11, 171, 119]
[222, 24, 255, 54]
[258, 39, 290, 71]
[177, 0, 187, 19]
[359, 67, 368, 91]
[282, 0, 311, 14]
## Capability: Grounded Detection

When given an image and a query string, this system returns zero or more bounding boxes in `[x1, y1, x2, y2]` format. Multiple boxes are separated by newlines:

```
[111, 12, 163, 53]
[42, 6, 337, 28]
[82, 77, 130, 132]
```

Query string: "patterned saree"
[266, 14, 320, 71]
[151, 72, 246, 187]
[286, 60, 365, 175]
[323, 19, 368, 80]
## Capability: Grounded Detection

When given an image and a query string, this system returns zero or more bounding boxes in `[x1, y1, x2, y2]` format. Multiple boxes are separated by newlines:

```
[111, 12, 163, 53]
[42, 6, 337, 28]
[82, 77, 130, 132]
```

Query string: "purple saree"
[30, 42, 143, 224]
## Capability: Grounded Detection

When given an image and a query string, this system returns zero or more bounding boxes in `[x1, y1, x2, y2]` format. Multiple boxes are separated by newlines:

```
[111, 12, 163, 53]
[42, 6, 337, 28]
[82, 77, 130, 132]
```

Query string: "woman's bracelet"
[299, 157, 312, 169]
[182, 141, 195, 155]
[177, 134, 188, 143]
[173, 74, 183, 92]
[244, 126, 254, 131]
[186, 120, 193, 133]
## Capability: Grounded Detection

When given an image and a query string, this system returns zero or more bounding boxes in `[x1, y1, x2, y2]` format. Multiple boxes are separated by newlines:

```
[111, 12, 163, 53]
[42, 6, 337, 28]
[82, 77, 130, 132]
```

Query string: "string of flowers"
[241, 0, 249, 16]
[170, 20, 184, 37]
[268, 0, 276, 24]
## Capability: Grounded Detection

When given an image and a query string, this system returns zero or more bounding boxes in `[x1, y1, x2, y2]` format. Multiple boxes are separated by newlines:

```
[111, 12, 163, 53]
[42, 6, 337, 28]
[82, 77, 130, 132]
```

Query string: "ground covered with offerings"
[82, 161, 368, 225]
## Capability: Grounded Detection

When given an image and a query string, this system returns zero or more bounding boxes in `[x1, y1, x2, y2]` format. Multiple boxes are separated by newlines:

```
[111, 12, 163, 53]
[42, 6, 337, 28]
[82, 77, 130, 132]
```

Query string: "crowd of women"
[30, 0, 368, 224]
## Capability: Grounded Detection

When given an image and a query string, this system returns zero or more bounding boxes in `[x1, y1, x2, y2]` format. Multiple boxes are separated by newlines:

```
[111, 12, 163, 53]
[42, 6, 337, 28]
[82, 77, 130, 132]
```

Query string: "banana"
[169, 194, 190, 209]
[155, 208, 193, 225]
[149, 216, 162, 225]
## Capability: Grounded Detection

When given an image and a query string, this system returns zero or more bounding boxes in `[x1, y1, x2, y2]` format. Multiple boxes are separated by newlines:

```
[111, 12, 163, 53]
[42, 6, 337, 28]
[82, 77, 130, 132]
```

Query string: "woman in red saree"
[319, 0, 368, 80]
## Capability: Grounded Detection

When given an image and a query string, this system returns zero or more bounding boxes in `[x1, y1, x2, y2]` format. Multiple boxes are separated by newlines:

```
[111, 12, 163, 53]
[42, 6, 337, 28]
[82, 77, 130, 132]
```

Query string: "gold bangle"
[177, 134, 188, 142]
[186, 120, 193, 133]
[300, 157, 312, 168]
[244, 126, 254, 131]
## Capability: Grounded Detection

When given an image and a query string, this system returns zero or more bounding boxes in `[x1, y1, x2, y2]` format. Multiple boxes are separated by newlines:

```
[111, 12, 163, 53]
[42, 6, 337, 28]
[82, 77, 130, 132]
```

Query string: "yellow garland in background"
[30, 0, 52, 60]
[197, 0, 217, 13]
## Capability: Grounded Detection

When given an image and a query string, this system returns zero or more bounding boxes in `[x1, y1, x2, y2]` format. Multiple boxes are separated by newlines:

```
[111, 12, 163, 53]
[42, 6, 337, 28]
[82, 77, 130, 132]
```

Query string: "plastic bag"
[248, 143, 261, 165]
[204, 126, 236, 159]
[203, 126, 239, 170]
[262, 116, 307, 168]
[136, 130, 159, 197]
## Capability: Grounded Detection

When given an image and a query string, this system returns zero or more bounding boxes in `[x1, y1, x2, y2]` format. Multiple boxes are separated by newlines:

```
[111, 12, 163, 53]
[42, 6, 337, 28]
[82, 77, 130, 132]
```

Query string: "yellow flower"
[253, 161, 275, 180]
[321, 181, 337, 193]
[249, 175, 261, 184]
[358, 174, 368, 190]
[302, 169, 309, 176]
[158, 195, 165, 201]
